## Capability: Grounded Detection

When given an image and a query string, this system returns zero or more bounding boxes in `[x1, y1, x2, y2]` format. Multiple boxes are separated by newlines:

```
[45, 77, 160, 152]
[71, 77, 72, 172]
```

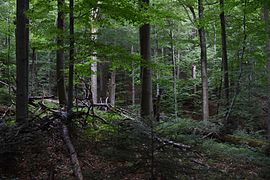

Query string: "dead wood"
[29, 95, 55, 100]
[62, 123, 83, 180]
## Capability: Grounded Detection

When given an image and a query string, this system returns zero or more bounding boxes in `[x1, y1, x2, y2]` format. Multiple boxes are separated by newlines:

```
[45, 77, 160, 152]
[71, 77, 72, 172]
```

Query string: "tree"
[91, 8, 98, 104]
[57, 0, 67, 106]
[198, 0, 209, 121]
[109, 71, 116, 106]
[68, 0, 74, 115]
[264, 3, 270, 141]
[16, 0, 29, 123]
[220, 0, 229, 109]
[140, 0, 153, 118]
[170, 28, 178, 118]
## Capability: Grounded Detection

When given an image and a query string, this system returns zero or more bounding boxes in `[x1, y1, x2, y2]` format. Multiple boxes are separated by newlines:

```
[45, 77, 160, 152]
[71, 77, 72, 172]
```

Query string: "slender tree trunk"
[131, 45, 136, 105]
[140, 0, 153, 118]
[264, 6, 270, 141]
[99, 63, 103, 100]
[220, 0, 230, 108]
[57, 0, 67, 106]
[198, 0, 209, 121]
[6, 16, 11, 96]
[48, 53, 52, 95]
[170, 29, 178, 118]
[91, 61, 98, 104]
[109, 71, 116, 106]
[156, 47, 164, 96]
[177, 50, 180, 79]
[16, 0, 29, 124]
[68, 0, 75, 115]
[91, 10, 98, 104]
[30, 48, 37, 96]
[192, 64, 197, 93]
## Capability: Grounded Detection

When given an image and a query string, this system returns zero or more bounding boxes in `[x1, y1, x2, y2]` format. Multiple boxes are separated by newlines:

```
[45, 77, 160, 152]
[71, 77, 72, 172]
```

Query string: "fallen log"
[157, 137, 191, 150]
[29, 95, 55, 100]
[29, 100, 84, 179]
[221, 134, 267, 148]
[62, 123, 83, 180]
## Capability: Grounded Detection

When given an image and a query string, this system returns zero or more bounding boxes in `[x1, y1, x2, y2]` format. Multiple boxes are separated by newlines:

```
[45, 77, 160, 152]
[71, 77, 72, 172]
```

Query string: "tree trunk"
[62, 124, 83, 180]
[198, 0, 209, 121]
[91, 10, 98, 104]
[57, 0, 67, 106]
[91, 61, 98, 104]
[68, 0, 75, 115]
[170, 29, 178, 118]
[30, 48, 37, 96]
[16, 0, 29, 124]
[6, 16, 11, 97]
[140, 0, 153, 119]
[109, 71, 116, 106]
[131, 45, 136, 106]
[264, 6, 270, 141]
[220, 0, 230, 108]
[192, 64, 197, 93]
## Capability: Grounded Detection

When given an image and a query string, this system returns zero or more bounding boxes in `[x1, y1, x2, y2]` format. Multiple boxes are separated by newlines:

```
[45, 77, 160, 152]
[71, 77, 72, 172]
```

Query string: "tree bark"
[140, 0, 153, 119]
[57, 0, 67, 106]
[16, 0, 29, 124]
[131, 46, 136, 106]
[198, 0, 209, 121]
[109, 71, 116, 106]
[192, 64, 197, 93]
[6, 16, 11, 97]
[91, 9, 98, 104]
[62, 124, 83, 180]
[170, 29, 178, 118]
[68, 0, 75, 115]
[30, 48, 37, 96]
[264, 6, 270, 141]
[220, 0, 230, 108]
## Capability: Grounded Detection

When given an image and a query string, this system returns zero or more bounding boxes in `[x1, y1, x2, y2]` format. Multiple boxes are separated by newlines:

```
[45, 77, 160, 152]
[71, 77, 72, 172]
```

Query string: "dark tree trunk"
[16, 0, 29, 124]
[109, 71, 116, 106]
[140, 0, 153, 118]
[198, 0, 209, 121]
[220, 0, 229, 107]
[30, 48, 37, 96]
[264, 6, 270, 141]
[131, 46, 136, 106]
[57, 0, 67, 106]
[68, 0, 74, 115]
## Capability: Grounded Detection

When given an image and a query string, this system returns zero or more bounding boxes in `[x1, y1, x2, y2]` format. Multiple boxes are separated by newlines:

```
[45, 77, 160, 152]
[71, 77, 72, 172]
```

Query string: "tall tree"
[131, 45, 136, 106]
[170, 28, 178, 118]
[264, 4, 270, 141]
[68, 0, 74, 114]
[57, 0, 67, 106]
[91, 9, 98, 104]
[220, 0, 229, 108]
[198, 0, 209, 121]
[16, 0, 29, 123]
[140, 0, 153, 118]
[109, 71, 116, 106]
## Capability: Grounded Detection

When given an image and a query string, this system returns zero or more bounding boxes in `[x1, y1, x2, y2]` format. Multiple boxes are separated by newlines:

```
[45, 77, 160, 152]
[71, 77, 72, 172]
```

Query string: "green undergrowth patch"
[81, 110, 124, 141]
[156, 118, 270, 178]
[79, 116, 270, 179]
[156, 118, 221, 138]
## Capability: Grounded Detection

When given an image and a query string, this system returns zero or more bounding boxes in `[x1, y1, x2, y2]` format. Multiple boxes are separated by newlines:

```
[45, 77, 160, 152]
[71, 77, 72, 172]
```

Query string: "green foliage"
[0, 88, 13, 106]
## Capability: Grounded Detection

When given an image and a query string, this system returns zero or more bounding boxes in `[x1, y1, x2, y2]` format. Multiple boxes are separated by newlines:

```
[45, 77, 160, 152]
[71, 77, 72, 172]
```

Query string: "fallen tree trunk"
[221, 134, 267, 148]
[62, 123, 83, 180]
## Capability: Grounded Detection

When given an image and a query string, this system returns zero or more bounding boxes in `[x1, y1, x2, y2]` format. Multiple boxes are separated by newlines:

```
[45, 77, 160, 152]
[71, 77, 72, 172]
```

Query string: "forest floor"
[1, 107, 270, 179]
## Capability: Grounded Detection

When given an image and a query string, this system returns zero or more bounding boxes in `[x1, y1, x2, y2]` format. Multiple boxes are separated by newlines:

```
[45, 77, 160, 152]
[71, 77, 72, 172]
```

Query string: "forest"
[1, 0, 270, 179]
